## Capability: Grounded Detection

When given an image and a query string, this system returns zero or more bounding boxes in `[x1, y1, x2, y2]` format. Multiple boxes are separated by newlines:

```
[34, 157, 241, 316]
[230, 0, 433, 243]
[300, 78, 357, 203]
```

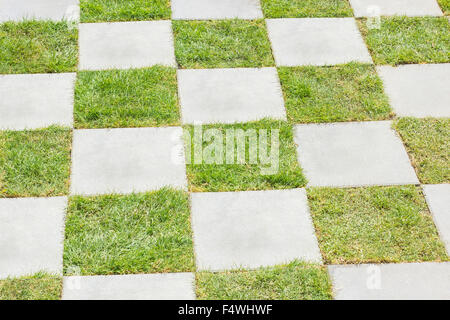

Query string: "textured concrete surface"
[0, 73, 75, 130]
[423, 184, 450, 255]
[266, 18, 372, 66]
[329, 262, 450, 300]
[171, 0, 263, 20]
[377, 64, 450, 118]
[178, 68, 286, 124]
[0, 197, 67, 279]
[191, 189, 322, 271]
[0, 0, 79, 22]
[350, 0, 443, 17]
[79, 21, 176, 70]
[70, 127, 187, 195]
[294, 121, 419, 187]
[62, 273, 195, 300]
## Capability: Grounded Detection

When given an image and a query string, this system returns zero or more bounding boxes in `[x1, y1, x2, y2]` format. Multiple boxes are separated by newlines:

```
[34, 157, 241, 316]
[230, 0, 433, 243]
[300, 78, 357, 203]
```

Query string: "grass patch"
[184, 120, 307, 192]
[261, 0, 353, 18]
[0, 20, 77, 74]
[173, 19, 274, 69]
[438, 0, 449, 15]
[394, 118, 449, 184]
[308, 186, 448, 264]
[358, 17, 450, 65]
[80, 0, 171, 22]
[0, 126, 72, 198]
[278, 63, 392, 123]
[74, 66, 180, 129]
[64, 189, 195, 275]
[0, 273, 62, 300]
[196, 261, 332, 300]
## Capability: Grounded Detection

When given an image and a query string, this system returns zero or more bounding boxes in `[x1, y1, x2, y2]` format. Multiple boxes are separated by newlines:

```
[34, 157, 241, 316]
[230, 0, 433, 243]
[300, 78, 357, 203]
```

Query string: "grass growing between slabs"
[0, 20, 78, 74]
[358, 17, 450, 65]
[74, 66, 180, 129]
[196, 261, 333, 300]
[394, 118, 449, 184]
[278, 63, 392, 123]
[261, 0, 353, 18]
[308, 185, 448, 264]
[64, 189, 195, 275]
[184, 120, 307, 192]
[173, 19, 274, 69]
[0, 126, 72, 198]
[0, 273, 62, 300]
[438, 0, 449, 15]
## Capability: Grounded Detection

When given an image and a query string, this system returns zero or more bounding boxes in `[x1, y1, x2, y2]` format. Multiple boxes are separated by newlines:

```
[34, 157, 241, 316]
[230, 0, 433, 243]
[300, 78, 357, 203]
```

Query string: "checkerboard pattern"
[1, 0, 449, 300]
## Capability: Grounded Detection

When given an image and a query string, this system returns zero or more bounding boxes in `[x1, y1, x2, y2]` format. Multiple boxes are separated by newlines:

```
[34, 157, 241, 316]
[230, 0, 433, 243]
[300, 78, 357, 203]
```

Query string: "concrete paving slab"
[171, 0, 263, 20]
[266, 18, 372, 66]
[191, 189, 322, 271]
[377, 64, 450, 118]
[0, 73, 75, 130]
[70, 127, 187, 195]
[0, 0, 79, 22]
[328, 262, 450, 300]
[350, 0, 443, 17]
[62, 273, 195, 300]
[0, 197, 67, 279]
[294, 121, 419, 187]
[79, 21, 176, 70]
[178, 68, 286, 124]
[423, 184, 450, 255]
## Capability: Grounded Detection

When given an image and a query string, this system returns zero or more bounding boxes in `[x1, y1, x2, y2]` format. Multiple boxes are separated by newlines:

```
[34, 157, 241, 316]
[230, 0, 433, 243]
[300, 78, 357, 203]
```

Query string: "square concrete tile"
[423, 184, 450, 255]
[266, 18, 372, 66]
[191, 189, 322, 271]
[0, 197, 67, 279]
[171, 0, 263, 20]
[350, 0, 443, 17]
[70, 127, 187, 195]
[329, 262, 450, 300]
[0, 73, 75, 130]
[294, 121, 419, 187]
[377, 64, 450, 118]
[62, 273, 195, 300]
[178, 68, 286, 124]
[0, 0, 79, 22]
[79, 21, 176, 70]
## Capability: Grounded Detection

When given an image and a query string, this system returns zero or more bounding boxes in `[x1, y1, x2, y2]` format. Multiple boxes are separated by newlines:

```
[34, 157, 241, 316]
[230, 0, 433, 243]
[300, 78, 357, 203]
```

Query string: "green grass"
[261, 0, 353, 18]
[0, 127, 72, 198]
[184, 120, 307, 192]
[196, 261, 333, 300]
[64, 189, 195, 275]
[308, 186, 448, 264]
[173, 20, 274, 69]
[438, 0, 449, 15]
[74, 66, 180, 129]
[80, 0, 171, 22]
[278, 63, 392, 123]
[0, 20, 78, 74]
[358, 17, 450, 65]
[394, 118, 449, 184]
[0, 273, 62, 300]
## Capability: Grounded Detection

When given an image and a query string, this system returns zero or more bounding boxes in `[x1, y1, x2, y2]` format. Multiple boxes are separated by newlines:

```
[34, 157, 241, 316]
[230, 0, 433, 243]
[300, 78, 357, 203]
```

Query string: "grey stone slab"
[79, 21, 176, 70]
[178, 68, 286, 124]
[191, 189, 322, 271]
[0, 0, 79, 22]
[0, 73, 75, 130]
[423, 184, 450, 255]
[266, 18, 372, 66]
[294, 121, 419, 187]
[350, 0, 443, 17]
[377, 64, 450, 118]
[0, 197, 67, 279]
[70, 127, 187, 195]
[171, 0, 263, 20]
[62, 273, 195, 300]
[328, 262, 450, 300]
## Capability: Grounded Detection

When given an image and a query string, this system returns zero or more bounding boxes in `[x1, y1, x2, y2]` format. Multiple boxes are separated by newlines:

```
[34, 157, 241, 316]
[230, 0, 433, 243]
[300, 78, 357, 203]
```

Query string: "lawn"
[0, 273, 62, 300]
[261, 0, 353, 18]
[438, 0, 449, 15]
